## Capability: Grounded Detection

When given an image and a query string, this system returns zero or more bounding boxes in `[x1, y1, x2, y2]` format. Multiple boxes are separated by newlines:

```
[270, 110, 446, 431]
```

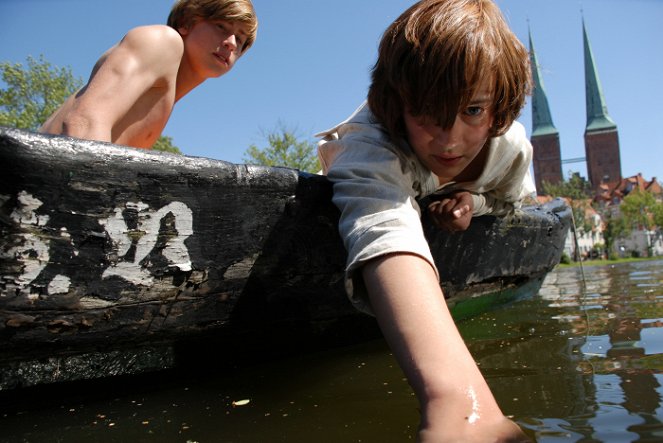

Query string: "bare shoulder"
[120, 25, 184, 62]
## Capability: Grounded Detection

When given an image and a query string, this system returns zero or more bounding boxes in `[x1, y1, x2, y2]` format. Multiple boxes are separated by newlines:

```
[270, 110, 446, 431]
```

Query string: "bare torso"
[41, 19, 247, 149]
[40, 26, 183, 149]
[43, 83, 175, 149]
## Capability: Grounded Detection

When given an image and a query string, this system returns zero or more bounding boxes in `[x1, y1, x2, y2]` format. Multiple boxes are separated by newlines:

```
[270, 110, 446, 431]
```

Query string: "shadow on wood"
[0, 127, 571, 389]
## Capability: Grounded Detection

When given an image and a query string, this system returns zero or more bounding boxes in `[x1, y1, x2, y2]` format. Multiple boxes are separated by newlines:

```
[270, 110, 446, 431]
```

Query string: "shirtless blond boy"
[40, 0, 257, 149]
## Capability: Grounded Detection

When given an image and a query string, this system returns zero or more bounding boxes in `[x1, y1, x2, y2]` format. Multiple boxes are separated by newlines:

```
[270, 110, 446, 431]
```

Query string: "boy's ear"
[177, 18, 197, 36]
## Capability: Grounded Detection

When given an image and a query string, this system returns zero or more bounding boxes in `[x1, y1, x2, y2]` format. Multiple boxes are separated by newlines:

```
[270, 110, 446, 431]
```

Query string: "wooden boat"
[0, 127, 571, 389]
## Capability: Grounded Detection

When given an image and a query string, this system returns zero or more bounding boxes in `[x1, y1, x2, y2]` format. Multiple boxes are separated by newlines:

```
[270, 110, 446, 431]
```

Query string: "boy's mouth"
[433, 154, 463, 167]
[213, 52, 230, 66]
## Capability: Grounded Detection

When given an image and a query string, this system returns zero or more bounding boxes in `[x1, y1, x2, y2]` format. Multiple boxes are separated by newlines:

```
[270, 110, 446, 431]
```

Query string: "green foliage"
[152, 135, 182, 154]
[571, 206, 594, 234]
[542, 172, 592, 199]
[653, 202, 663, 229]
[559, 252, 571, 264]
[243, 125, 320, 173]
[619, 189, 660, 230]
[0, 55, 83, 130]
[601, 210, 629, 254]
[1, 55, 182, 154]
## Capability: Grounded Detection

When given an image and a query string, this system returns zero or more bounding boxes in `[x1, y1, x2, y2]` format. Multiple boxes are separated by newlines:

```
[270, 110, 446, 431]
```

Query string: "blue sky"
[2, 0, 662, 183]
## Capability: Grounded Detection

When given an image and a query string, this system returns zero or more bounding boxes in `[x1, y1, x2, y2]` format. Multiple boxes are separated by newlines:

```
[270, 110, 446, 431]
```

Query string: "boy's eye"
[464, 106, 484, 117]
[216, 22, 245, 51]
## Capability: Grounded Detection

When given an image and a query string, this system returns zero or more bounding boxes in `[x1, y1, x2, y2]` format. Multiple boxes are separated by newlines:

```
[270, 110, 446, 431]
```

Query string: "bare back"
[41, 25, 184, 149]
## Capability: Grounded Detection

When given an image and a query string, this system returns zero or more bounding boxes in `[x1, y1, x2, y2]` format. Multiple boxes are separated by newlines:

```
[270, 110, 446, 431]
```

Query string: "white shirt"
[317, 102, 535, 312]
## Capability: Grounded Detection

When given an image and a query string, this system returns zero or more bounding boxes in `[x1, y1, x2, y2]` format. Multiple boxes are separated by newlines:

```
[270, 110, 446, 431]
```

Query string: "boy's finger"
[429, 198, 453, 214]
[452, 204, 470, 218]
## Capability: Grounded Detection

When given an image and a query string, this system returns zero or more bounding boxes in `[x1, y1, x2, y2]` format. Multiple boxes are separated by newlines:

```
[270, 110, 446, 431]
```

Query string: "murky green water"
[1, 260, 662, 442]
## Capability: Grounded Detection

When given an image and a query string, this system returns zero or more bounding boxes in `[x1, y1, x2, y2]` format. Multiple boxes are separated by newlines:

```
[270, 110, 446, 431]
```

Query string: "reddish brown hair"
[368, 0, 531, 140]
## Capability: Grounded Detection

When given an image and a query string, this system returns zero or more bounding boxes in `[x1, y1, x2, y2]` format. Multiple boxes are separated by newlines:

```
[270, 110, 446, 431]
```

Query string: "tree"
[1, 55, 181, 154]
[542, 172, 592, 200]
[0, 55, 82, 130]
[243, 125, 320, 173]
[653, 202, 663, 229]
[544, 173, 595, 243]
[601, 209, 629, 259]
[152, 135, 182, 154]
[619, 189, 659, 231]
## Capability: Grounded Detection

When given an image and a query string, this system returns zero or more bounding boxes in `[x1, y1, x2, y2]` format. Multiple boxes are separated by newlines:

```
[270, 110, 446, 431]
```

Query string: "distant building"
[544, 173, 662, 260]
[595, 173, 662, 205]
[529, 29, 562, 195]
[527, 20, 661, 259]
[595, 173, 662, 258]
[529, 19, 623, 196]
[582, 19, 622, 193]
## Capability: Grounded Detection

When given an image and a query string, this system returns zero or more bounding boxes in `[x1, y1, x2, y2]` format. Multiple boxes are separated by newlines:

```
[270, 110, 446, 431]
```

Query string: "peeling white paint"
[1, 233, 50, 289]
[3, 192, 196, 295]
[48, 275, 71, 294]
[2, 192, 51, 294]
[101, 201, 193, 285]
[99, 207, 133, 257]
[10, 191, 50, 226]
[157, 202, 193, 272]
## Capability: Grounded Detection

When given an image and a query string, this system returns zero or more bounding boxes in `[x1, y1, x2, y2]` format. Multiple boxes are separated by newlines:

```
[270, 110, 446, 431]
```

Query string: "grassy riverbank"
[557, 255, 662, 269]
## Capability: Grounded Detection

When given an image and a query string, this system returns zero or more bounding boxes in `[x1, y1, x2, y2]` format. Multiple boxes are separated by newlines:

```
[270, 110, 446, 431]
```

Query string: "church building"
[529, 20, 622, 195]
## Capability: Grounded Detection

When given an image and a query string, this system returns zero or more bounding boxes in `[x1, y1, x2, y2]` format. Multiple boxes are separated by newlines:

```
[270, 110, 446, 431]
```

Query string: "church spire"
[583, 18, 616, 132]
[529, 28, 558, 137]
[528, 25, 563, 194]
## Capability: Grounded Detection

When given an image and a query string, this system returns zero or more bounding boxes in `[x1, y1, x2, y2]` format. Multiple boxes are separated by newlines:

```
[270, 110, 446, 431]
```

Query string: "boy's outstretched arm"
[362, 253, 531, 442]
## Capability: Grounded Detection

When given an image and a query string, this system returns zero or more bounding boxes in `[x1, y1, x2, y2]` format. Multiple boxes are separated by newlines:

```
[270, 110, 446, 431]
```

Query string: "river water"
[1, 259, 662, 442]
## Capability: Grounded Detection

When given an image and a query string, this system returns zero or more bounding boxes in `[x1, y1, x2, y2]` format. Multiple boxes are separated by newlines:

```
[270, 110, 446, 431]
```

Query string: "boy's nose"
[223, 34, 238, 51]
[433, 118, 461, 148]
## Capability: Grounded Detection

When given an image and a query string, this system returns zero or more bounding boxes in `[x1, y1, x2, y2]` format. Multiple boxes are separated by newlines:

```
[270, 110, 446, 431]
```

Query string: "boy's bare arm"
[362, 253, 530, 442]
[51, 26, 183, 143]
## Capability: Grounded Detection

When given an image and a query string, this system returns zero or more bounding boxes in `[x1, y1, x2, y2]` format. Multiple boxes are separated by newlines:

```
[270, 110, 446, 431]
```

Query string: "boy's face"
[179, 19, 250, 79]
[403, 82, 494, 183]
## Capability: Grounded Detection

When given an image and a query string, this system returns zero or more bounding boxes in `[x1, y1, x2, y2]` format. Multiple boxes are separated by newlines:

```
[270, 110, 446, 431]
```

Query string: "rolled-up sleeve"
[326, 140, 438, 313]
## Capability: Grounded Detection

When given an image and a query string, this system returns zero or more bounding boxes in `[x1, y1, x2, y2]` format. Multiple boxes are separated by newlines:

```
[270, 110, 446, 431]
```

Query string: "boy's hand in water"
[428, 191, 473, 232]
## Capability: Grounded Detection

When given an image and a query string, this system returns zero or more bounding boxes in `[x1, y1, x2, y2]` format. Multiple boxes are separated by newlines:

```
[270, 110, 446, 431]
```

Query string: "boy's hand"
[428, 191, 473, 232]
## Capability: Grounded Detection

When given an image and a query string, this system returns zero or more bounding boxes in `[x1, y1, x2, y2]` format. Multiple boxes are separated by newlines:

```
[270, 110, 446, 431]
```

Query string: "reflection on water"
[1, 260, 662, 442]
[463, 259, 663, 442]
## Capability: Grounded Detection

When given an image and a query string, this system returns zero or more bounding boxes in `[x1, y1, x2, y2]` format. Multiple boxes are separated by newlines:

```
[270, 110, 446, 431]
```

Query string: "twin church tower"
[529, 20, 622, 195]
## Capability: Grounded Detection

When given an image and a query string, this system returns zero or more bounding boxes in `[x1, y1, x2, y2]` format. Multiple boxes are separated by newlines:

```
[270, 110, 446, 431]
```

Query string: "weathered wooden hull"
[0, 127, 571, 389]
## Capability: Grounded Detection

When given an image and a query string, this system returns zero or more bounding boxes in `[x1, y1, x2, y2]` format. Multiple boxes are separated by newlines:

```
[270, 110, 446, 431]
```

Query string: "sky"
[2, 0, 662, 183]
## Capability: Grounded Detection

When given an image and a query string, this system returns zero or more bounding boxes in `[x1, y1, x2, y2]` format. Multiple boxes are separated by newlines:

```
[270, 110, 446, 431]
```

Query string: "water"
[1, 259, 662, 442]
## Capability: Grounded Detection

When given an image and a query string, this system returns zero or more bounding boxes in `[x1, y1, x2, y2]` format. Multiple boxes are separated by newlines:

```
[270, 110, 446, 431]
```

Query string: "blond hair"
[167, 0, 258, 51]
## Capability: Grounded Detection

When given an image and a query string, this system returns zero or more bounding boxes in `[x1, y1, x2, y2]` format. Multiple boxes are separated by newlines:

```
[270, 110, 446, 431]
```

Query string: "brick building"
[529, 20, 622, 196]
[529, 29, 563, 194]
[582, 19, 622, 192]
